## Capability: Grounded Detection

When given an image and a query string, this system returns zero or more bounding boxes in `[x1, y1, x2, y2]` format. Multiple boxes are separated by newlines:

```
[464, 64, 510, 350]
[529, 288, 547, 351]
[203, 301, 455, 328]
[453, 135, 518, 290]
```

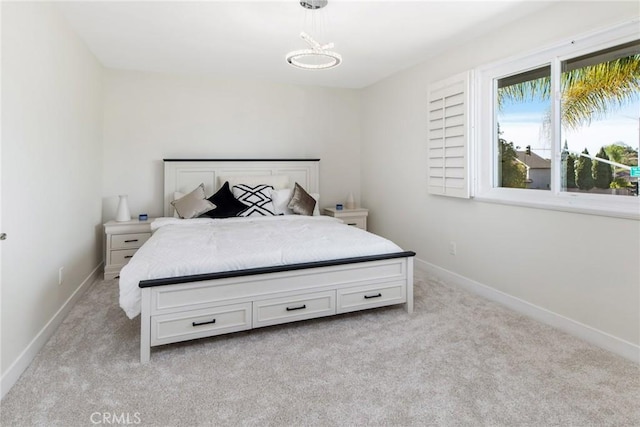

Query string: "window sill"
[474, 189, 640, 221]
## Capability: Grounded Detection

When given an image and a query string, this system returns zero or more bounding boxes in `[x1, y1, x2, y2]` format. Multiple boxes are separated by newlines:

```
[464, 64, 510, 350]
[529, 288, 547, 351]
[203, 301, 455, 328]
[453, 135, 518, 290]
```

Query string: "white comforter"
[119, 215, 403, 318]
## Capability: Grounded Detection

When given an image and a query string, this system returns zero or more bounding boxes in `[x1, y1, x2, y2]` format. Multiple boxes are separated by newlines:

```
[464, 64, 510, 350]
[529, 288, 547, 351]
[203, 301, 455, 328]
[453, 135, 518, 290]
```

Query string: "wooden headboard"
[163, 159, 320, 217]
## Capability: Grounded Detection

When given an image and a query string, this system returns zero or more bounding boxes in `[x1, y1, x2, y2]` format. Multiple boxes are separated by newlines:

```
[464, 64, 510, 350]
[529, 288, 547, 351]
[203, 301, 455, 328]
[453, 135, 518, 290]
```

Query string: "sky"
[498, 98, 640, 161]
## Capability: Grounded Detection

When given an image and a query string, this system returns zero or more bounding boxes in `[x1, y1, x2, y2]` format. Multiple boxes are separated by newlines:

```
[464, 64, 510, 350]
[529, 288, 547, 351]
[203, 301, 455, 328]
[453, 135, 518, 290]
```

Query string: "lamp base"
[115, 195, 131, 222]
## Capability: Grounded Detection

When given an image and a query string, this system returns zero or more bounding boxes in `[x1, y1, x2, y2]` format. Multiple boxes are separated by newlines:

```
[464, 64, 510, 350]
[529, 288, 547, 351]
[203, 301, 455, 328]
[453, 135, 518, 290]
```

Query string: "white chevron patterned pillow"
[232, 184, 276, 217]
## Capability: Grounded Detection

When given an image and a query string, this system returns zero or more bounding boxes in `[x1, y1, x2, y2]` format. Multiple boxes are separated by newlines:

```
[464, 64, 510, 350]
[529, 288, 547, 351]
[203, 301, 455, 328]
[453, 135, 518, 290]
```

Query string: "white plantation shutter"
[427, 71, 473, 198]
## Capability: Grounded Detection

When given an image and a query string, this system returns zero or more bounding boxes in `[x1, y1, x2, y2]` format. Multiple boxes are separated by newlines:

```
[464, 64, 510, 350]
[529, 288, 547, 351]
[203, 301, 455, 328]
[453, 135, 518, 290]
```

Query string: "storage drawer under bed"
[337, 282, 406, 314]
[151, 303, 252, 346]
[253, 290, 336, 328]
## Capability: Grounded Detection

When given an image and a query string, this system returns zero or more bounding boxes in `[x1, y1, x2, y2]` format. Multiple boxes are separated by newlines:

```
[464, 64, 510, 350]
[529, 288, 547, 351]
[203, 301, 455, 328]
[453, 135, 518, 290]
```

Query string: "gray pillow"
[287, 182, 316, 216]
[170, 183, 216, 219]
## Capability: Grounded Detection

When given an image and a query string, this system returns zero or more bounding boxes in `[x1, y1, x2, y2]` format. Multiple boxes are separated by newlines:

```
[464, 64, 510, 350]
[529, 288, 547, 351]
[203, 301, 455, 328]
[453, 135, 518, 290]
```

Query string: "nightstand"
[322, 208, 369, 231]
[104, 218, 154, 280]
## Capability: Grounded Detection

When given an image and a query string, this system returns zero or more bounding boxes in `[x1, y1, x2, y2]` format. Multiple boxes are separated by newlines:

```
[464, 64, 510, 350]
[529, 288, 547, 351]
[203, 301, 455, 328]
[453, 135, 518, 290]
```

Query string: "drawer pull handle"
[192, 318, 216, 327]
[347, 223, 357, 226]
[124, 239, 139, 243]
[364, 293, 382, 299]
[124, 255, 133, 259]
[286, 304, 307, 312]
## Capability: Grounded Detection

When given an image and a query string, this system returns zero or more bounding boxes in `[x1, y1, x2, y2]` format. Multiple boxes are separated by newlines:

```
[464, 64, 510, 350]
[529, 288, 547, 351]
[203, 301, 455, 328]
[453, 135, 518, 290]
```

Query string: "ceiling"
[56, 1, 553, 89]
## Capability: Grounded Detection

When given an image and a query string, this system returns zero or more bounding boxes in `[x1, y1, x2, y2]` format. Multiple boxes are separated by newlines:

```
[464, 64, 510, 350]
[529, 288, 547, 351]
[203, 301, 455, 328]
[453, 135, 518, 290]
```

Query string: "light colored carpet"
[1, 273, 639, 426]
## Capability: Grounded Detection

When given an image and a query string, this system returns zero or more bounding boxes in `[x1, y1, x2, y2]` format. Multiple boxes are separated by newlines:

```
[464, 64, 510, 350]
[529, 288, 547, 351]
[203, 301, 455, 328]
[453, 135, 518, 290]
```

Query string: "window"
[475, 22, 639, 219]
[560, 41, 639, 196]
[497, 66, 552, 191]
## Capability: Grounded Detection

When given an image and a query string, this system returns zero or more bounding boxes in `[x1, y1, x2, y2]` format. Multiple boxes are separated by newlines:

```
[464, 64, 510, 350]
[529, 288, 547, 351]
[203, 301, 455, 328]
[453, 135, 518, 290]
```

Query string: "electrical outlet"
[449, 242, 457, 255]
[58, 267, 64, 285]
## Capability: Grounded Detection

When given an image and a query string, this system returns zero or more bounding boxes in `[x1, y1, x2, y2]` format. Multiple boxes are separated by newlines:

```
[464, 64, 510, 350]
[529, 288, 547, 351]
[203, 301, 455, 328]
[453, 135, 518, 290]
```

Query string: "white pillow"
[218, 175, 290, 191]
[271, 188, 294, 215]
[271, 188, 320, 216]
[310, 193, 320, 216]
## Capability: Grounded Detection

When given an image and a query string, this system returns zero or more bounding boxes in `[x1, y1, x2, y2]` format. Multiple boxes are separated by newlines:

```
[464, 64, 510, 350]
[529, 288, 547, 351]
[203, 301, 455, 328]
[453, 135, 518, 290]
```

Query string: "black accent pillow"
[200, 182, 247, 218]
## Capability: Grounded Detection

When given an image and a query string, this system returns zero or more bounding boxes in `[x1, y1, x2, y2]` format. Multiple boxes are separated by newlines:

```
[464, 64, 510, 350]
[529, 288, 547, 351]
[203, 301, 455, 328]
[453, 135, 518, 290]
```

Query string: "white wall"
[1, 2, 637, 399]
[102, 70, 361, 220]
[1, 2, 103, 389]
[360, 1, 640, 350]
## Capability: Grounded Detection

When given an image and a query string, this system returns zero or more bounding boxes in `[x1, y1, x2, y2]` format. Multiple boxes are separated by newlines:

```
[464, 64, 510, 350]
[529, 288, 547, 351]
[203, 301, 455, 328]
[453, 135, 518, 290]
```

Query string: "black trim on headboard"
[139, 251, 416, 288]
[163, 159, 321, 162]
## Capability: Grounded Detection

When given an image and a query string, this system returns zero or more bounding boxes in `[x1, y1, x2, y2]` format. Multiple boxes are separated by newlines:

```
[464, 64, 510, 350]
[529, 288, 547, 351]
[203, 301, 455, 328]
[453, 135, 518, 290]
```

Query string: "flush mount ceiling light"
[286, 0, 342, 70]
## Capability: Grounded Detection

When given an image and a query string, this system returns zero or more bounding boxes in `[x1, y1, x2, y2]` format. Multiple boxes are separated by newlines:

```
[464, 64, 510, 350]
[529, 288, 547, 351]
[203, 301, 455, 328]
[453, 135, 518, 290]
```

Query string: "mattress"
[119, 215, 404, 318]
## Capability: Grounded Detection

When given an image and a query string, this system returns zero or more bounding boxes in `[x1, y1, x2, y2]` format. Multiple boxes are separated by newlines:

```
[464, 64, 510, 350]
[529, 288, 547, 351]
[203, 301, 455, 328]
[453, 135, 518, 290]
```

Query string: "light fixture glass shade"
[286, 32, 342, 70]
[115, 195, 131, 222]
[286, 49, 342, 70]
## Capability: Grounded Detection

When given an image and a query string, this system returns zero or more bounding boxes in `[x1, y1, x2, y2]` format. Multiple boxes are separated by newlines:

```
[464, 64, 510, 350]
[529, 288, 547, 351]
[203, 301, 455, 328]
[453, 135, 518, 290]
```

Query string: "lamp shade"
[115, 195, 131, 222]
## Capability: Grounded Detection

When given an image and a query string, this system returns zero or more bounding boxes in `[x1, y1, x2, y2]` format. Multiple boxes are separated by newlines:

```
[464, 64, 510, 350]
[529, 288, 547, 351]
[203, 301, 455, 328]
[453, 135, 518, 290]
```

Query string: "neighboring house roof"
[516, 151, 551, 169]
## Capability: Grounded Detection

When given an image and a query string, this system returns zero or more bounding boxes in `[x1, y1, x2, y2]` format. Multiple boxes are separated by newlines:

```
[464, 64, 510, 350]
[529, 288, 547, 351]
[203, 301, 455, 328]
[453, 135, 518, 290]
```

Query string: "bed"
[121, 159, 415, 363]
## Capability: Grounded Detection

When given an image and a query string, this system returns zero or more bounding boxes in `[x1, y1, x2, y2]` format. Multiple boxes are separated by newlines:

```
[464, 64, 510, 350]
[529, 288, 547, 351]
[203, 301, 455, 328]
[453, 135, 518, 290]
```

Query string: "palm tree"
[562, 56, 640, 129]
[498, 54, 640, 130]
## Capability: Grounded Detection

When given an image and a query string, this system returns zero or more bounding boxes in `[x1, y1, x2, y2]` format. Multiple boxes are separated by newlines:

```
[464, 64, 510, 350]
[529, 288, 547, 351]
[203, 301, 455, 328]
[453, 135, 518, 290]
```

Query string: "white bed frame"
[138, 159, 414, 363]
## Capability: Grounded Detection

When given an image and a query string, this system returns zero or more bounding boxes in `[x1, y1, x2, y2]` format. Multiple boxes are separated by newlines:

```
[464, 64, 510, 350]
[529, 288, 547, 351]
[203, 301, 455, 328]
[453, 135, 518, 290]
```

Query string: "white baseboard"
[0, 263, 103, 400]
[414, 258, 639, 364]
